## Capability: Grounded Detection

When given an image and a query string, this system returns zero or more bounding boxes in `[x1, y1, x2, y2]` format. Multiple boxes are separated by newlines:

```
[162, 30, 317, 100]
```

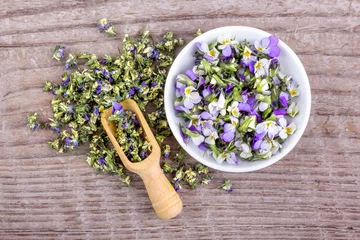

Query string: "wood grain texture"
[1, 0, 360, 239]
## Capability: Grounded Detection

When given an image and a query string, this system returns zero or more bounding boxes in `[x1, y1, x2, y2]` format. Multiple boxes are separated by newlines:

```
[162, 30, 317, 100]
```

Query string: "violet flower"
[195, 42, 219, 62]
[278, 117, 297, 140]
[255, 120, 280, 139]
[185, 69, 197, 81]
[254, 35, 280, 58]
[182, 86, 202, 109]
[216, 152, 237, 165]
[254, 58, 271, 77]
[241, 46, 257, 73]
[279, 91, 289, 108]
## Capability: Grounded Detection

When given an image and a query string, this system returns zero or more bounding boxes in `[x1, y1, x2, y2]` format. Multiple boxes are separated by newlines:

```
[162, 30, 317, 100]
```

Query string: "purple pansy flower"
[182, 86, 202, 109]
[273, 108, 287, 116]
[185, 69, 197, 81]
[216, 152, 237, 165]
[241, 46, 257, 73]
[279, 91, 289, 108]
[195, 42, 219, 62]
[255, 120, 280, 139]
[254, 35, 280, 58]
[225, 83, 234, 93]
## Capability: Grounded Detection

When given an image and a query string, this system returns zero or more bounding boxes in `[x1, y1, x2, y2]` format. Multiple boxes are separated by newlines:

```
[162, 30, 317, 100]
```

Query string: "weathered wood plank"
[1, 0, 360, 239]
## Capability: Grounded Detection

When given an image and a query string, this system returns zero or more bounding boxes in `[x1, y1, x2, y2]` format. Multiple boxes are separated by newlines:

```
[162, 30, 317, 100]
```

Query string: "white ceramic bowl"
[164, 26, 311, 172]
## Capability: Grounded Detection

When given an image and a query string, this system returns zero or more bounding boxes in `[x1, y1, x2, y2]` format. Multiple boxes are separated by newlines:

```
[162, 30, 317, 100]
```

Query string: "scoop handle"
[138, 164, 183, 220]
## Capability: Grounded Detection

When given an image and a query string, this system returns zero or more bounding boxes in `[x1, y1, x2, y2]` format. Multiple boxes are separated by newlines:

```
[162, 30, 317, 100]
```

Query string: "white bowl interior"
[164, 26, 311, 172]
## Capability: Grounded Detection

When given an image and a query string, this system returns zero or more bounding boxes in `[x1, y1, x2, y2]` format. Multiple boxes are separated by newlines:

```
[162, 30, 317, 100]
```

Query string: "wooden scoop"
[101, 99, 183, 219]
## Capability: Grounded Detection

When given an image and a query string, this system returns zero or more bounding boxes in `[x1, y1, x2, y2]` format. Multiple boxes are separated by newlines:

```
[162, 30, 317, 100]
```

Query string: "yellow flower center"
[221, 153, 227, 158]
[290, 89, 297, 96]
[232, 121, 237, 127]
[232, 109, 238, 116]
[285, 127, 292, 134]
[209, 49, 216, 57]
[185, 88, 191, 95]
[255, 62, 261, 69]
[266, 122, 272, 127]
[244, 50, 251, 58]
[258, 47, 263, 52]
[191, 119, 198, 125]
[222, 39, 230, 45]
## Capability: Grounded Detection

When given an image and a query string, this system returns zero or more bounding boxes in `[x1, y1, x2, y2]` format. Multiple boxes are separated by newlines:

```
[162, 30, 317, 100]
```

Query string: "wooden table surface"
[1, 0, 360, 239]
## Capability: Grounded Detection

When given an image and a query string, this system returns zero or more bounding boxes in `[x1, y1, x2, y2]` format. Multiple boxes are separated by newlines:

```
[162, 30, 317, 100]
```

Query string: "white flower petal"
[278, 117, 287, 128]
[218, 93, 225, 108]
[216, 154, 226, 164]
[286, 122, 297, 134]
[191, 134, 205, 146]
[183, 98, 194, 109]
[205, 136, 215, 145]
[259, 102, 269, 112]
[279, 130, 288, 140]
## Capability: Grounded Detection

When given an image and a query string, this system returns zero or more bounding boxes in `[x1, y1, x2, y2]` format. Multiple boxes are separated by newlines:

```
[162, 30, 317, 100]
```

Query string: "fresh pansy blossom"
[185, 69, 197, 81]
[279, 91, 289, 108]
[287, 102, 299, 117]
[270, 139, 282, 155]
[182, 86, 202, 109]
[254, 35, 280, 58]
[227, 101, 241, 117]
[217, 34, 238, 57]
[220, 116, 238, 142]
[241, 46, 257, 73]
[216, 152, 237, 165]
[188, 114, 201, 131]
[255, 120, 280, 139]
[174, 101, 191, 114]
[287, 79, 300, 97]
[202, 122, 218, 145]
[195, 42, 220, 62]
[254, 58, 271, 77]
[175, 81, 186, 98]
[239, 143, 253, 159]
[257, 139, 273, 159]
[208, 92, 226, 116]
[278, 117, 297, 140]
[173, 33, 300, 164]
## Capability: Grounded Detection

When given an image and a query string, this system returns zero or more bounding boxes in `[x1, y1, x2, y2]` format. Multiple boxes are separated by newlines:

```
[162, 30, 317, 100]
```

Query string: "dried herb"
[108, 103, 152, 162]
[27, 25, 228, 192]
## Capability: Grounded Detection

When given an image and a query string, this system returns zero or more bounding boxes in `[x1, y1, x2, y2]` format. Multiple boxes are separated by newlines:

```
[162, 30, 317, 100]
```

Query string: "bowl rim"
[164, 26, 311, 172]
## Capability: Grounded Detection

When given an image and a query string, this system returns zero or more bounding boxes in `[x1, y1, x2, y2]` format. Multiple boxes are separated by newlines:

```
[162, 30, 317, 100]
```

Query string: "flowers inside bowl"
[164, 26, 311, 172]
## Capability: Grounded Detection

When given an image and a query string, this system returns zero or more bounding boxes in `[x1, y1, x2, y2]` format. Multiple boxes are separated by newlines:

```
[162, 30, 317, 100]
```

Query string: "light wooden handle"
[138, 164, 183, 220]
